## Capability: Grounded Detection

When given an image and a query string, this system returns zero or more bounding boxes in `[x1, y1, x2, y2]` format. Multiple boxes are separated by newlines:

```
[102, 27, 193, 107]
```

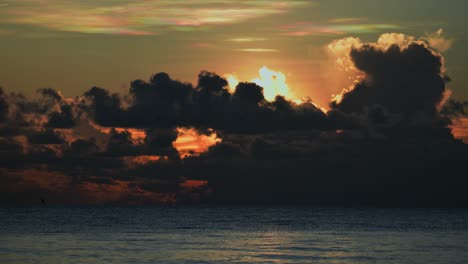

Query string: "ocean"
[1, 207, 468, 263]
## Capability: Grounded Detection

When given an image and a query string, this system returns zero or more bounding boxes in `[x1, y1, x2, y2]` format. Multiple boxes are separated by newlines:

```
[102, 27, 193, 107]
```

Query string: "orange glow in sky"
[173, 128, 222, 158]
[451, 117, 468, 143]
[95, 125, 221, 158]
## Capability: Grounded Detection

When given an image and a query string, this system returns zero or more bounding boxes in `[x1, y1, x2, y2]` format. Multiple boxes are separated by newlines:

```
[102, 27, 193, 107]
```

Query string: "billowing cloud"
[331, 38, 448, 116]
[327, 32, 453, 108]
[0, 0, 307, 35]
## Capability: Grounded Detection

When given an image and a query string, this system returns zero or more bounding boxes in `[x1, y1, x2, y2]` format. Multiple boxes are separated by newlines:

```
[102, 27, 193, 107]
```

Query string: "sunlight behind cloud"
[226, 66, 298, 102]
[253, 67, 291, 101]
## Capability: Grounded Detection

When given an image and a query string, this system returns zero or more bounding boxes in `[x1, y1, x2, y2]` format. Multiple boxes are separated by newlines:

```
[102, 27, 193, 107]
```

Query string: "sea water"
[1, 207, 468, 263]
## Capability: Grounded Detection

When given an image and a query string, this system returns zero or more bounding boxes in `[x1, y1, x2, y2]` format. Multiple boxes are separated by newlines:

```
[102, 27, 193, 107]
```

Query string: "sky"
[1, 0, 468, 206]
[1, 0, 467, 106]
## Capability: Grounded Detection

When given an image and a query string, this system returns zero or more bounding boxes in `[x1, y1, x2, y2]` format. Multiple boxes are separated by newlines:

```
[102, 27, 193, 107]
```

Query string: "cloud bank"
[1, 32, 467, 206]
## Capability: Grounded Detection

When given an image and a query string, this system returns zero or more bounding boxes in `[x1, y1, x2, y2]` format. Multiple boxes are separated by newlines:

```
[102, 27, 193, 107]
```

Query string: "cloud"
[229, 37, 267, 42]
[234, 48, 279, 52]
[82, 70, 329, 133]
[46, 104, 76, 128]
[27, 129, 65, 145]
[197, 130, 468, 206]
[331, 35, 448, 117]
[280, 21, 401, 36]
[37, 88, 63, 102]
[424, 29, 454, 52]
[328, 18, 366, 24]
[1, 30, 468, 206]
[327, 37, 363, 72]
[0, 0, 307, 35]
[441, 99, 468, 118]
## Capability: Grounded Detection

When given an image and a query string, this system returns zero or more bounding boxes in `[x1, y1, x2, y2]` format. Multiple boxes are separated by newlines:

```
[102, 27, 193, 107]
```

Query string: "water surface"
[1, 207, 468, 263]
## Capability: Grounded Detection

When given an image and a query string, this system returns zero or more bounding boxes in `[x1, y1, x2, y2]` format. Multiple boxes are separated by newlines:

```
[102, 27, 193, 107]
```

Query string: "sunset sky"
[1, 0, 467, 106]
[1, 0, 468, 206]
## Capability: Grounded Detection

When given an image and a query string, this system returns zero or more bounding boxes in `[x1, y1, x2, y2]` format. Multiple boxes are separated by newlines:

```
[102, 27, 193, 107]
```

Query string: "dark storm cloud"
[1, 34, 468, 206]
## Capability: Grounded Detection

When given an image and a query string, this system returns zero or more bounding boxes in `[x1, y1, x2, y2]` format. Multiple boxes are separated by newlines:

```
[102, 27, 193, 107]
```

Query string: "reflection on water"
[1, 207, 468, 263]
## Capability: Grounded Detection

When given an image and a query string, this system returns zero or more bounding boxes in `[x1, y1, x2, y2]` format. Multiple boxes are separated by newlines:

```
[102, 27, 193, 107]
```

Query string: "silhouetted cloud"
[332, 42, 447, 115]
[83, 71, 329, 133]
[0, 32, 467, 206]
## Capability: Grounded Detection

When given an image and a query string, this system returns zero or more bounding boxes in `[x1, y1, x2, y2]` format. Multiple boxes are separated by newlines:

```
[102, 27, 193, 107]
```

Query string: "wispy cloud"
[328, 17, 365, 24]
[229, 37, 267, 42]
[423, 29, 454, 52]
[0, 0, 307, 35]
[234, 48, 279, 52]
[280, 21, 401, 36]
[191, 42, 216, 49]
